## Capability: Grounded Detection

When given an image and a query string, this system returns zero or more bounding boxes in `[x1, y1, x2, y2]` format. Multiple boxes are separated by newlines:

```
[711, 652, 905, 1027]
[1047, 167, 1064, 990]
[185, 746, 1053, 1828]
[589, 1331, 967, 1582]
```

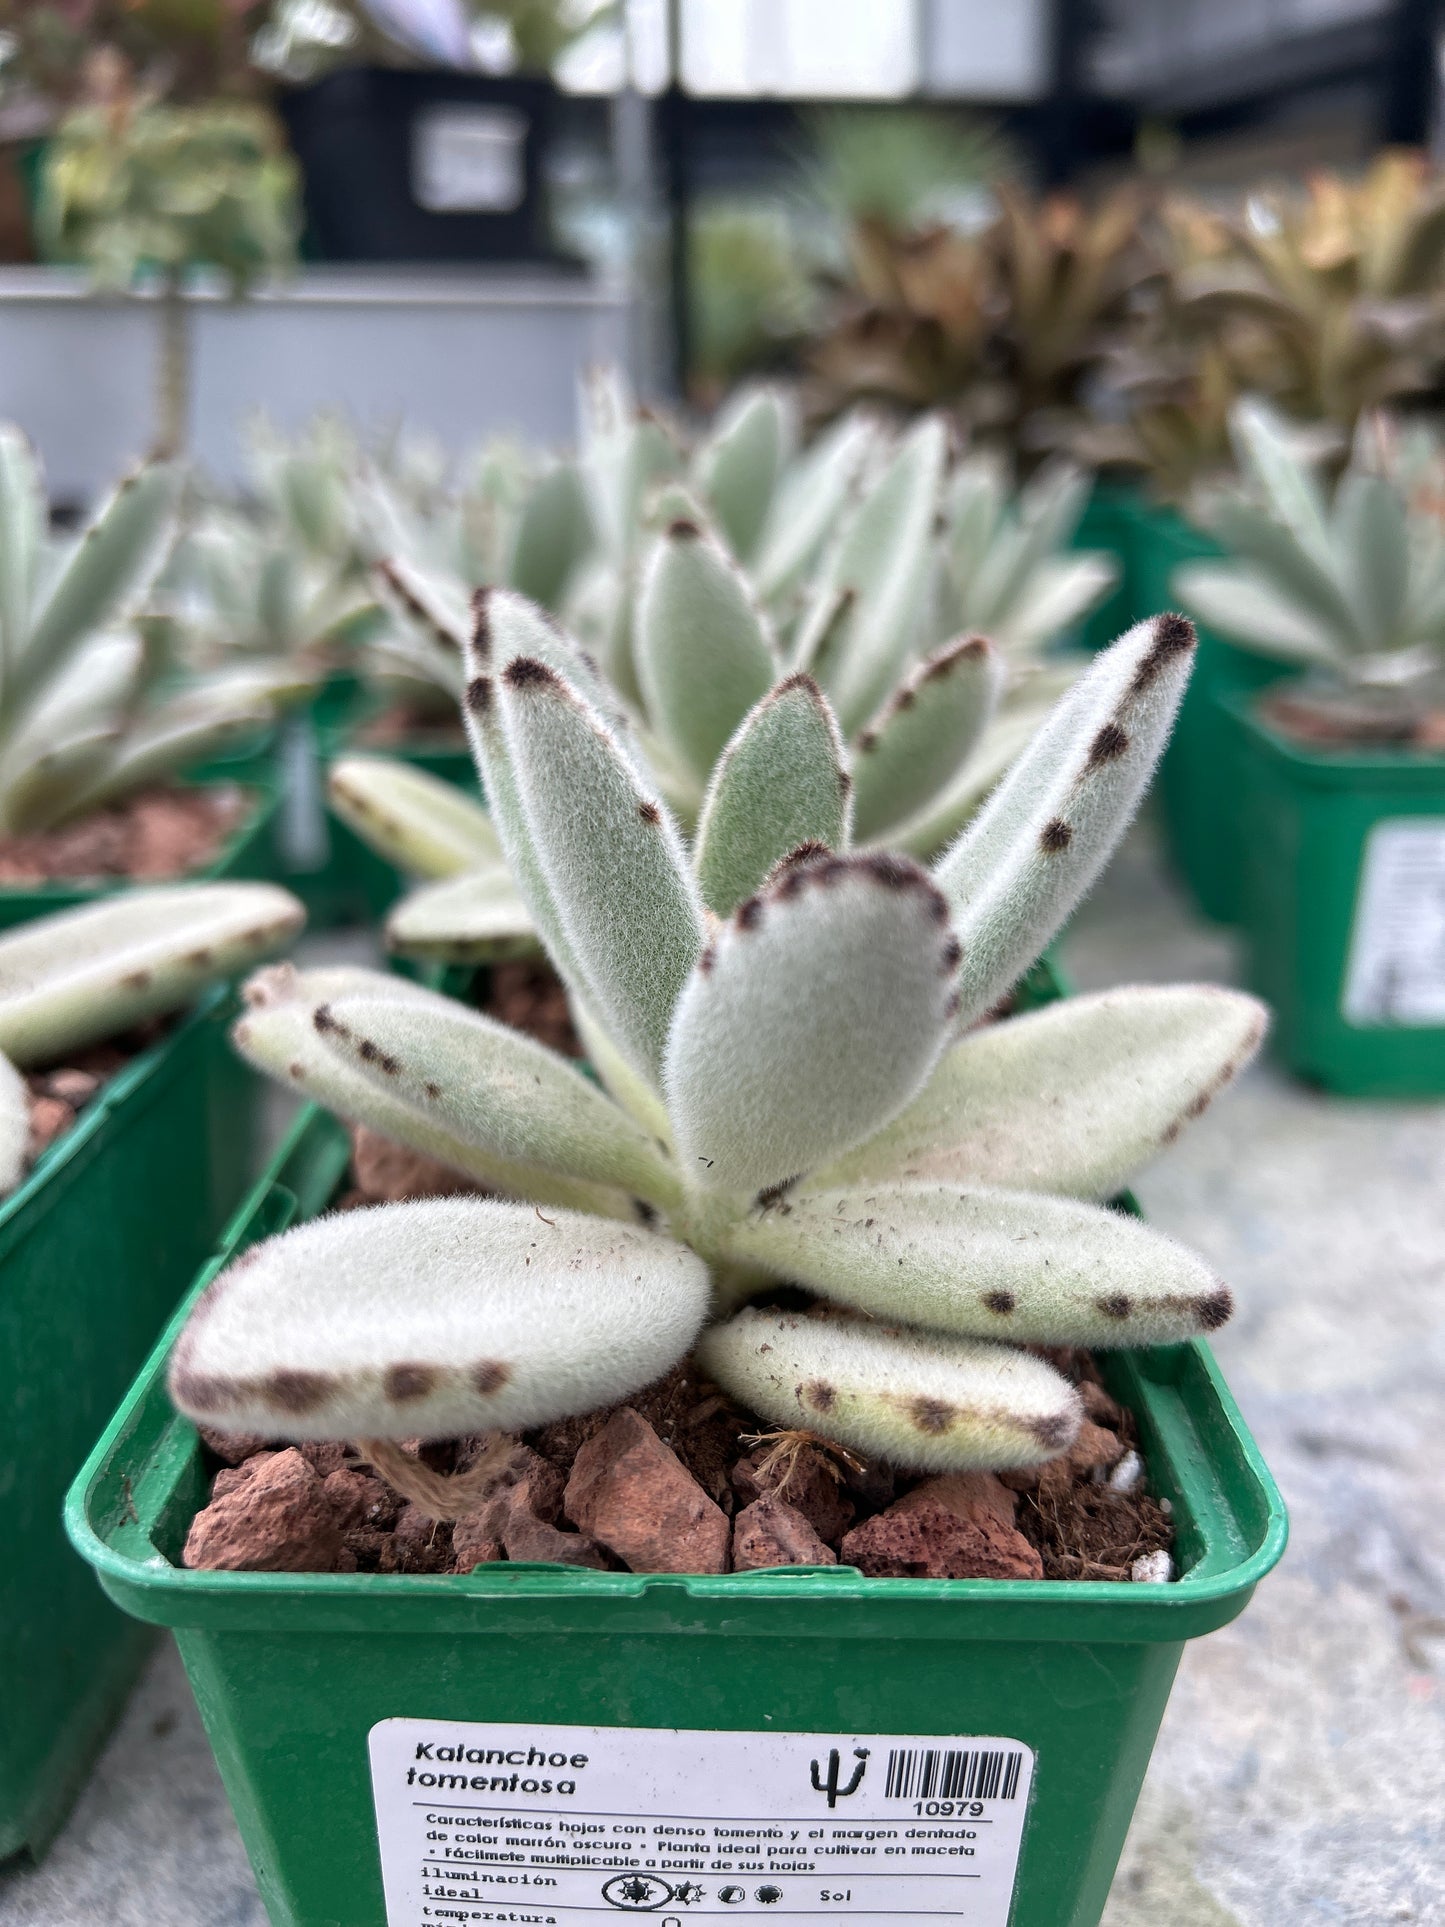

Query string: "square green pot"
[0, 984, 263, 1860]
[66, 1103, 1285, 1927]
[1232, 697, 1445, 1095]
[1128, 502, 1291, 923]
[0, 778, 285, 935]
[1070, 483, 1140, 654]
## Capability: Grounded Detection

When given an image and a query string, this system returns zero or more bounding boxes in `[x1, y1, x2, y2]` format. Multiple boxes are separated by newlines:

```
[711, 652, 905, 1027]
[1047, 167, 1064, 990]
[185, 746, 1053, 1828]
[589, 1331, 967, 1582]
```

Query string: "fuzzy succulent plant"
[0, 879, 304, 1194]
[169, 596, 1264, 1504]
[347, 382, 1114, 963]
[0, 433, 303, 836]
[1175, 401, 1445, 737]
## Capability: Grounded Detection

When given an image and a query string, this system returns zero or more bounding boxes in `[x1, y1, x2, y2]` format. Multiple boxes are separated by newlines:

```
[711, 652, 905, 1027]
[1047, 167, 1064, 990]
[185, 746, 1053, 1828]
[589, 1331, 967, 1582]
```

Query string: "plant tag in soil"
[370, 1719, 1034, 1926]
[1342, 818, 1445, 1026]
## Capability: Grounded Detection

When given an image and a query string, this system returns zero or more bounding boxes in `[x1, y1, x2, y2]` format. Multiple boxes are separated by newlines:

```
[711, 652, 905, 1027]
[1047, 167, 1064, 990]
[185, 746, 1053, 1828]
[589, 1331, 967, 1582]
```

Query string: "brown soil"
[0, 784, 249, 886]
[184, 1134, 1176, 1585]
[478, 959, 583, 1058]
[20, 1021, 170, 1177]
[354, 704, 469, 752]
[1260, 686, 1445, 753]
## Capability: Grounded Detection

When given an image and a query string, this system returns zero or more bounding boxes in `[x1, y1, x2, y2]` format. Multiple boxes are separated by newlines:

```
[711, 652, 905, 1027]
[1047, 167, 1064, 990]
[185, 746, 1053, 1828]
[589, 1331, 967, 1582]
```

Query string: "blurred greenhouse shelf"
[0, 265, 631, 504]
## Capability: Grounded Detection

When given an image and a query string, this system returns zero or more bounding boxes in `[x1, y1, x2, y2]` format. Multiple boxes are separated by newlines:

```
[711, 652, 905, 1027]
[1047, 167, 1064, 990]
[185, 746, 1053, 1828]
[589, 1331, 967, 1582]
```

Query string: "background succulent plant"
[171, 600, 1264, 1499]
[0, 433, 302, 836]
[356, 380, 1114, 964]
[1175, 400, 1445, 736]
[0, 879, 304, 1194]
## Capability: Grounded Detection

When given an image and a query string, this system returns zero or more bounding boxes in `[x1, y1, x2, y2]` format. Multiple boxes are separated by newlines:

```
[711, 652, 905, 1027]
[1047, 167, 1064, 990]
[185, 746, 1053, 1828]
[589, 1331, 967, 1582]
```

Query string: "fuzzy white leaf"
[373, 554, 472, 655]
[850, 637, 1004, 842]
[168, 1197, 711, 1442]
[693, 385, 790, 562]
[997, 553, 1117, 651]
[476, 622, 704, 1084]
[820, 416, 949, 732]
[1173, 563, 1340, 666]
[384, 868, 537, 962]
[693, 674, 852, 918]
[506, 462, 594, 610]
[233, 965, 641, 1220]
[21, 462, 181, 693]
[725, 1180, 1234, 1347]
[635, 522, 777, 787]
[0, 1049, 28, 1195]
[312, 987, 681, 1211]
[1334, 472, 1410, 652]
[664, 852, 960, 1196]
[754, 411, 877, 604]
[0, 883, 303, 1066]
[696, 1307, 1081, 1473]
[881, 703, 1049, 859]
[934, 615, 1196, 1025]
[822, 985, 1268, 1197]
[0, 426, 43, 677]
[328, 755, 501, 881]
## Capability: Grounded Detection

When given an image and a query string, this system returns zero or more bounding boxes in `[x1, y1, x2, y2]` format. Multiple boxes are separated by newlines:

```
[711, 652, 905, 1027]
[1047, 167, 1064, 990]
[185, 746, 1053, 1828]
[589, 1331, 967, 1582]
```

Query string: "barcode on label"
[884, 1746, 1025, 1800]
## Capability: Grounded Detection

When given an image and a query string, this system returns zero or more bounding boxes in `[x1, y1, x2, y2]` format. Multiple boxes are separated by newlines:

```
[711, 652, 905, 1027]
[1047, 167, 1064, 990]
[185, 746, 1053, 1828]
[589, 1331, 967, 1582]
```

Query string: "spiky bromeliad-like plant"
[0, 879, 305, 1195]
[0, 434, 303, 838]
[1175, 400, 1445, 742]
[341, 385, 1115, 964]
[168, 595, 1264, 1516]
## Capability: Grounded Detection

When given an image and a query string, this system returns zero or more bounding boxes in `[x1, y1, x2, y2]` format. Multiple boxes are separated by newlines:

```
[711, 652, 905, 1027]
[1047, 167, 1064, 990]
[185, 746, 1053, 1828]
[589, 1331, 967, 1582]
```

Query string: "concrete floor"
[1, 817, 1441, 1926]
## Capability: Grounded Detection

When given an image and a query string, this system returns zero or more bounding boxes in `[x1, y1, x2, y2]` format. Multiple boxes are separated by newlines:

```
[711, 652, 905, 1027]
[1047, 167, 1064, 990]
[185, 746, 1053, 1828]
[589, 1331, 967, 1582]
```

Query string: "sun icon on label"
[602, 1873, 674, 1910]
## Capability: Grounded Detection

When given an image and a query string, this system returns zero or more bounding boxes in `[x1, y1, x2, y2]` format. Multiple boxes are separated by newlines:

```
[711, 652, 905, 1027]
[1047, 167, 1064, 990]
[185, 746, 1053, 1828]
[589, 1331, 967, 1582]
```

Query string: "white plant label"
[413, 107, 527, 213]
[1341, 819, 1445, 1026]
[370, 1720, 1034, 1926]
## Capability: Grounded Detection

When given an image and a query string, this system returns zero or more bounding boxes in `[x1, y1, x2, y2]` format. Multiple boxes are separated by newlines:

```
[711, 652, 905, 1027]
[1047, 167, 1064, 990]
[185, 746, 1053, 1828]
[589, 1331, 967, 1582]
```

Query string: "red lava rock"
[565, 1408, 730, 1574]
[27, 1094, 75, 1152]
[349, 1124, 480, 1204]
[0, 785, 242, 884]
[840, 1472, 1043, 1581]
[298, 1441, 351, 1479]
[732, 1445, 854, 1548]
[452, 1510, 504, 1571]
[732, 1496, 837, 1570]
[496, 1511, 610, 1569]
[198, 1426, 275, 1466]
[322, 1467, 397, 1537]
[377, 1503, 453, 1574]
[40, 1067, 103, 1106]
[183, 1448, 345, 1573]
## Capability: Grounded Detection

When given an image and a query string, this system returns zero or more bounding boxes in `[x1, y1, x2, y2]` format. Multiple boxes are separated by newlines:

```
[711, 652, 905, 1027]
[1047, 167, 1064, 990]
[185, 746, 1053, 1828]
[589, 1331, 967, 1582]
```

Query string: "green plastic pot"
[1, 984, 262, 1860]
[1232, 696, 1445, 1095]
[1071, 482, 1140, 653]
[0, 778, 285, 934]
[1129, 502, 1292, 922]
[66, 1103, 1285, 1927]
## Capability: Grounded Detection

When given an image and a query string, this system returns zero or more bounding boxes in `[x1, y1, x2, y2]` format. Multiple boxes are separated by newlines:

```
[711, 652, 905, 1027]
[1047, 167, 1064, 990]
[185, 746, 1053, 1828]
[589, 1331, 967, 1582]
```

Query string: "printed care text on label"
[370, 1719, 1034, 1926]
[1342, 818, 1445, 1026]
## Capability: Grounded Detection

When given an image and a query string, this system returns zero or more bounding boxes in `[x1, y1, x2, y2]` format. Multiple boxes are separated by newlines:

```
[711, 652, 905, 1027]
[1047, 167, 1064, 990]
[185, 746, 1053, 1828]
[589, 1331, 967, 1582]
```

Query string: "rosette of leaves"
[1174, 400, 1445, 741]
[360, 385, 1114, 963]
[807, 182, 1155, 466]
[0, 878, 304, 1196]
[1161, 155, 1445, 446]
[170, 595, 1264, 1496]
[0, 432, 303, 834]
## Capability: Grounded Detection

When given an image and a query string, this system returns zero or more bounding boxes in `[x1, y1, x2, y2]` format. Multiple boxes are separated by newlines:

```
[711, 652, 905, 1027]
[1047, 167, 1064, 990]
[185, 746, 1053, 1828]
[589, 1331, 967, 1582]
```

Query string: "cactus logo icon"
[809, 1746, 870, 1807]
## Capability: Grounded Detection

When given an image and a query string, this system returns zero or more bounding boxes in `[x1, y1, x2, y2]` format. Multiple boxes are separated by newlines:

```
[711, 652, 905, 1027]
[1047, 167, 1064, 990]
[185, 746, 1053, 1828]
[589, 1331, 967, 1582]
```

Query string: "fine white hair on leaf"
[933, 613, 1197, 1027]
[724, 1179, 1234, 1348]
[328, 754, 503, 881]
[168, 1197, 712, 1441]
[664, 850, 961, 1197]
[696, 1306, 1082, 1473]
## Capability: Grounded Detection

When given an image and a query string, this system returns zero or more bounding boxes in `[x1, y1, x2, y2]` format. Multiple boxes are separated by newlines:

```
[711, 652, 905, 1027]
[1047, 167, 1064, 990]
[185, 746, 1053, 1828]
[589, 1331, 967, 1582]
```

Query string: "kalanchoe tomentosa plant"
[0, 880, 305, 1195]
[1175, 401, 1445, 742]
[0, 434, 298, 836]
[168, 595, 1264, 1507]
[348, 380, 1114, 963]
